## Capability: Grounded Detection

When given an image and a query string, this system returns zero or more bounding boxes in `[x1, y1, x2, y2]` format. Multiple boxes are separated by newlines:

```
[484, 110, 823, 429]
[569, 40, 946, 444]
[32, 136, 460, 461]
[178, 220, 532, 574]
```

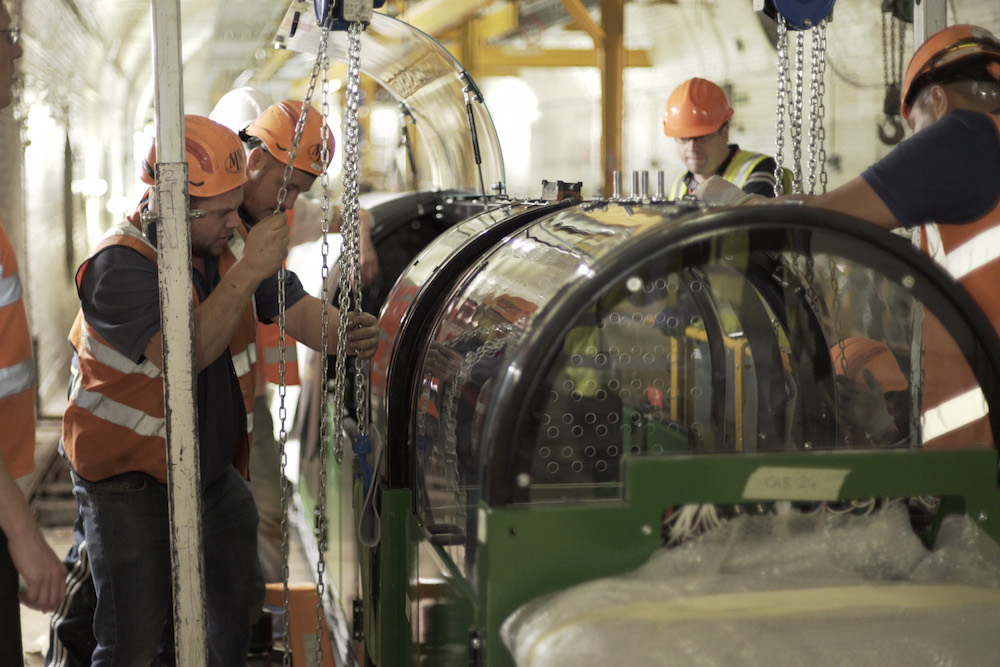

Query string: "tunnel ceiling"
[67, 0, 671, 109]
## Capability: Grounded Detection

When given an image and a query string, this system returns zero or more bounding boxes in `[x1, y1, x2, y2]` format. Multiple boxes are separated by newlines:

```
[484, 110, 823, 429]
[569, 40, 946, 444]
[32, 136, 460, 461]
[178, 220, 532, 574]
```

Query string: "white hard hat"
[209, 87, 275, 133]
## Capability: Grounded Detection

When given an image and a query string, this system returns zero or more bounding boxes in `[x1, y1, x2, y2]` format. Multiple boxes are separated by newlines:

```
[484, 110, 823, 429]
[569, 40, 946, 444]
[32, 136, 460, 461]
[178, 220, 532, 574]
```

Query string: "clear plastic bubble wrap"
[501, 504, 1000, 666]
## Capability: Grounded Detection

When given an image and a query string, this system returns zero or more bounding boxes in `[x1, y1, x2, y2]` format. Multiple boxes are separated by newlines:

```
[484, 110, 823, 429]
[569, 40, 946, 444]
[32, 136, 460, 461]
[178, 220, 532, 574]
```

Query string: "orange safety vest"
[0, 217, 36, 478]
[916, 114, 1000, 449]
[257, 207, 299, 385]
[62, 221, 258, 483]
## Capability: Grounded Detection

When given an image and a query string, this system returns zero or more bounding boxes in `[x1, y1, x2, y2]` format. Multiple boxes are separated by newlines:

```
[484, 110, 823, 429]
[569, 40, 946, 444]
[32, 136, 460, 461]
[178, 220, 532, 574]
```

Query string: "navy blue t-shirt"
[862, 110, 1000, 227]
[78, 226, 308, 486]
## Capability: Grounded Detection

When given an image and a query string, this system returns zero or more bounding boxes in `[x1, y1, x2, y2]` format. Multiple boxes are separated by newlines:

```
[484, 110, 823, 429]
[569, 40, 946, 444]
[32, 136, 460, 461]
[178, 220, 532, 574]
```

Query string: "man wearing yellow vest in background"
[238, 99, 379, 585]
[0, 1, 66, 663]
[663, 77, 792, 199]
[59, 115, 378, 664]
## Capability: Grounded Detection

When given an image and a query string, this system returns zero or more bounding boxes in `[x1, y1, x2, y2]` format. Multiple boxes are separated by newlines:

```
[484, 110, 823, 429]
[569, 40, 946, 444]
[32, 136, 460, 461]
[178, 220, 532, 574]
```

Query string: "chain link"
[828, 260, 850, 446]
[881, 10, 891, 106]
[331, 21, 366, 467]
[312, 43, 334, 667]
[774, 16, 788, 197]
[272, 11, 332, 666]
[806, 28, 819, 196]
[790, 30, 805, 194]
[806, 20, 829, 194]
[776, 18, 829, 195]
[815, 21, 829, 193]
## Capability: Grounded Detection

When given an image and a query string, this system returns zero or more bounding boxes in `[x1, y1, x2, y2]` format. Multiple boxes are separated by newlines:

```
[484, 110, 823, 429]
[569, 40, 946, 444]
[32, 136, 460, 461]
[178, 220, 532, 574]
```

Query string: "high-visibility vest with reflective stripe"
[916, 114, 1000, 448]
[62, 221, 258, 483]
[669, 149, 793, 200]
[258, 320, 299, 385]
[257, 207, 299, 385]
[0, 217, 36, 478]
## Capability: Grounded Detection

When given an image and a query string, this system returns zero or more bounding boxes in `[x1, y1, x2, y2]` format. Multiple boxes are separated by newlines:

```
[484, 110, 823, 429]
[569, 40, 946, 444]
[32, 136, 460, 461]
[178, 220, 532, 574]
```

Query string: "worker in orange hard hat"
[239, 100, 378, 285]
[696, 24, 1000, 449]
[831, 338, 909, 446]
[58, 114, 379, 664]
[663, 77, 791, 199]
[234, 99, 381, 590]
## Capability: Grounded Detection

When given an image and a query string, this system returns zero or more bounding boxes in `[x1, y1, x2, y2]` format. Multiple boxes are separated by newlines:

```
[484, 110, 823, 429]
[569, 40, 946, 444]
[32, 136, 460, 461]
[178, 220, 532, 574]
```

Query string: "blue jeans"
[72, 467, 262, 666]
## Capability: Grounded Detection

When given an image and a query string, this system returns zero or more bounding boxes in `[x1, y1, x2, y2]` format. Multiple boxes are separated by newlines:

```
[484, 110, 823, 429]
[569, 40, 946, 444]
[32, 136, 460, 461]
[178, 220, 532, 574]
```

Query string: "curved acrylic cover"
[277, 10, 504, 193]
[395, 203, 1000, 576]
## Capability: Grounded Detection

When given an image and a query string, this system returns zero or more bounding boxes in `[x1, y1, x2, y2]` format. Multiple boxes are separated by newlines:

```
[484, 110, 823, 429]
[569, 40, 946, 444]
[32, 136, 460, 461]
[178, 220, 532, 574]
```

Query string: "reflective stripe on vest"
[0, 270, 22, 307]
[71, 382, 166, 440]
[726, 151, 770, 186]
[63, 221, 258, 482]
[921, 386, 989, 444]
[0, 358, 35, 400]
[0, 218, 36, 477]
[922, 220, 1000, 281]
[917, 114, 1000, 447]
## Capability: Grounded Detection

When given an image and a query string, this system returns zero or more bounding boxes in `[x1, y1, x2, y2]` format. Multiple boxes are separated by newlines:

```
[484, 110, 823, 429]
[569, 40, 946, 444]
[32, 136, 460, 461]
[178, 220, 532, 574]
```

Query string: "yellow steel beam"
[475, 45, 650, 72]
[600, 0, 625, 196]
[473, 2, 520, 42]
[560, 0, 605, 46]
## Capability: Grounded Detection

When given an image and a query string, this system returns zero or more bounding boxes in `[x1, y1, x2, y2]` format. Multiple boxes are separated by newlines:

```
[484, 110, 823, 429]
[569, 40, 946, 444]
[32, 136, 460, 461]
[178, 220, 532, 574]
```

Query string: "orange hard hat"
[662, 78, 734, 138]
[830, 337, 908, 393]
[140, 115, 248, 198]
[901, 24, 1000, 120]
[243, 100, 334, 176]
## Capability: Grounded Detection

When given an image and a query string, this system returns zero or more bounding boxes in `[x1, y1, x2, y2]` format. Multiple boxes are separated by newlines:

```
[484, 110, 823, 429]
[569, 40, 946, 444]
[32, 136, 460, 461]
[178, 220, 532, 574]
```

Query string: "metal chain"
[807, 20, 829, 194]
[829, 260, 850, 446]
[790, 30, 805, 194]
[895, 19, 906, 102]
[331, 21, 365, 465]
[313, 45, 334, 667]
[774, 16, 788, 197]
[272, 11, 332, 666]
[347, 22, 369, 442]
[815, 21, 829, 193]
[806, 27, 819, 196]
[440, 331, 511, 519]
[881, 11, 891, 106]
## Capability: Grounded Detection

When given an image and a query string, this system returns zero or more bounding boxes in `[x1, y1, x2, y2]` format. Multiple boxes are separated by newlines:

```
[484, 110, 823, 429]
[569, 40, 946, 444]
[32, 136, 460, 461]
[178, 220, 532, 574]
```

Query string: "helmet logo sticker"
[225, 149, 246, 175]
[309, 142, 324, 168]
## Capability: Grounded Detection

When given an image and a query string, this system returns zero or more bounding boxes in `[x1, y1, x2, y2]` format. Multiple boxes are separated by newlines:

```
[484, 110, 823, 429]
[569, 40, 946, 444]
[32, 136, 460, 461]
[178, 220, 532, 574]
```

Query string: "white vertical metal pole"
[150, 1, 208, 662]
[913, 0, 947, 47]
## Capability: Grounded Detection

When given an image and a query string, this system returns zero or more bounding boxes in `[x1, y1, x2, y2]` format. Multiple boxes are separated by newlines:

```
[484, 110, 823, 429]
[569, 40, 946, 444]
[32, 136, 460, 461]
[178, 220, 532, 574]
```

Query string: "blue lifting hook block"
[759, 0, 836, 30]
[315, 0, 387, 31]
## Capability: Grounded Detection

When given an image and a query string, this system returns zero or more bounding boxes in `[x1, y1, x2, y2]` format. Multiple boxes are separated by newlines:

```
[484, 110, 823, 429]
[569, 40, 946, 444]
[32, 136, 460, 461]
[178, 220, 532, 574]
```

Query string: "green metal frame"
[474, 448, 1000, 666]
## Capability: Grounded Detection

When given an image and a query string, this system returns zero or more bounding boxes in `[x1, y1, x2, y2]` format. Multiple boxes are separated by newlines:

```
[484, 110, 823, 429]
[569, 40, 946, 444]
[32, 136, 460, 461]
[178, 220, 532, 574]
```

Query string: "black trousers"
[0, 527, 25, 666]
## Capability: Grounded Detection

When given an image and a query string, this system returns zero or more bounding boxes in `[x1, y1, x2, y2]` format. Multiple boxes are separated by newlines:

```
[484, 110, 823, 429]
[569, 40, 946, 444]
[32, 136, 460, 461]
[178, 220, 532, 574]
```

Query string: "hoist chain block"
[314, 0, 386, 30]
[760, 0, 836, 31]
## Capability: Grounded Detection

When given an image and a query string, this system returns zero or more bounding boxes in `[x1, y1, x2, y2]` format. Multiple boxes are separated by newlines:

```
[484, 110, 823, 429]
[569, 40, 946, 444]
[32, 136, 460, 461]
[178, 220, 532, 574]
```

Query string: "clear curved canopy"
[278, 9, 505, 193]
[373, 202, 1000, 577]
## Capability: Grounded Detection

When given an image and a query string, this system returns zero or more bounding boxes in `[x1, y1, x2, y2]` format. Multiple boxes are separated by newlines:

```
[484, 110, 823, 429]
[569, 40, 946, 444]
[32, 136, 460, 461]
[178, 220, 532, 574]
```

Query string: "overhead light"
[71, 179, 109, 198]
